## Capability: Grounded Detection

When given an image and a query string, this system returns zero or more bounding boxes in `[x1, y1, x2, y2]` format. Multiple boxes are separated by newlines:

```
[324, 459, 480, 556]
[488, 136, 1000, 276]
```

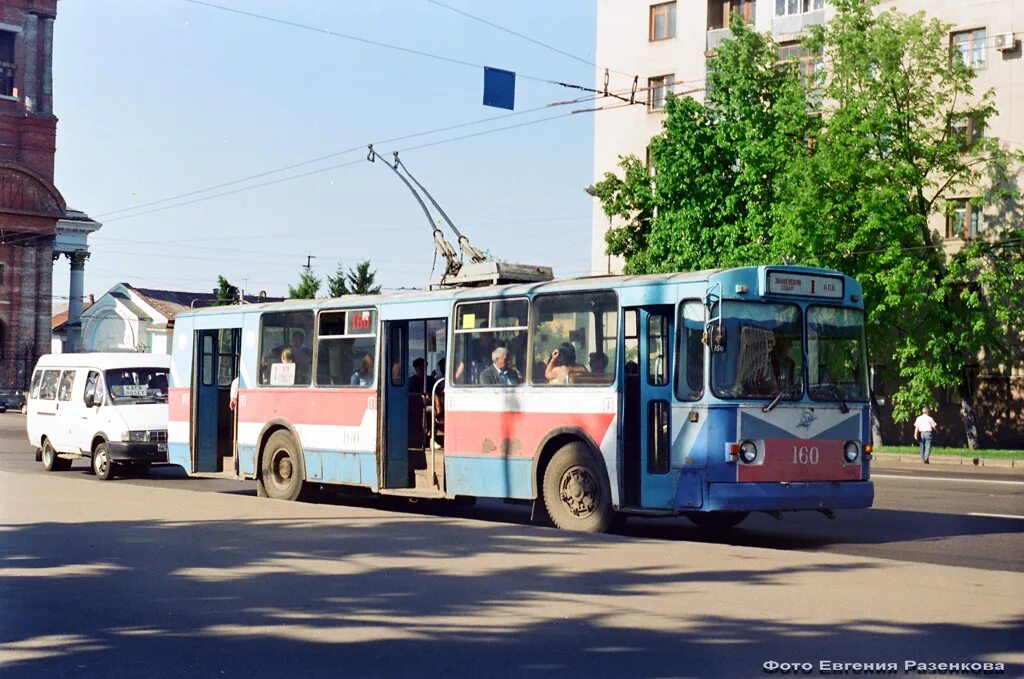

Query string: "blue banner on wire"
[483, 67, 516, 110]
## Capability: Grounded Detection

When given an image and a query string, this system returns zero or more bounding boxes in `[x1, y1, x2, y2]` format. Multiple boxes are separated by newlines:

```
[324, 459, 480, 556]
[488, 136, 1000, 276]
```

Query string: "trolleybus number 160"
[792, 445, 820, 465]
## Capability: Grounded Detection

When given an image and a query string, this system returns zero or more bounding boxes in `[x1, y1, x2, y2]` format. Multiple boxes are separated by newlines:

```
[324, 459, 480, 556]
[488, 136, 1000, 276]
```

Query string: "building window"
[946, 199, 983, 240]
[775, 0, 823, 16]
[650, 2, 676, 41]
[648, 74, 675, 111]
[0, 31, 15, 97]
[952, 28, 986, 69]
[708, 0, 755, 30]
[777, 41, 824, 89]
[950, 114, 983, 149]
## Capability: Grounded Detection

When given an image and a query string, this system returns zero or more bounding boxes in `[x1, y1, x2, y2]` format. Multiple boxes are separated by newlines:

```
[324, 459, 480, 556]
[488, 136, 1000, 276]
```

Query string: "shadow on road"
[0, 516, 1019, 678]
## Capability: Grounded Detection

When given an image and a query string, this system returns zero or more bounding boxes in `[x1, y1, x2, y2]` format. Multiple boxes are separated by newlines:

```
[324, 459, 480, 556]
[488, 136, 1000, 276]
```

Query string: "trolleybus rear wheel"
[260, 430, 305, 501]
[542, 442, 614, 533]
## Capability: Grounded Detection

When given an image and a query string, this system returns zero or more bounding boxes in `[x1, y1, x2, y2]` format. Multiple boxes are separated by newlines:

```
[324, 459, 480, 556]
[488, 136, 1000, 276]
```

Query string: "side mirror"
[85, 392, 97, 408]
[705, 323, 727, 353]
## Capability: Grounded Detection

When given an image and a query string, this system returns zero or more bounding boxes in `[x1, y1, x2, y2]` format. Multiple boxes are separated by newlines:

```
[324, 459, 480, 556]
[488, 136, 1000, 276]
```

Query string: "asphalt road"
[1, 412, 1022, 573]
[1, 413, 1022, 678]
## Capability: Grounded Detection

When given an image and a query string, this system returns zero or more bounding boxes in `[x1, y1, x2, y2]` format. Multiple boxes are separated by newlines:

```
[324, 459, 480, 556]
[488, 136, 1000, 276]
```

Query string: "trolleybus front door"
[624, 306, 676, 509]
[382, 321, 410, 488]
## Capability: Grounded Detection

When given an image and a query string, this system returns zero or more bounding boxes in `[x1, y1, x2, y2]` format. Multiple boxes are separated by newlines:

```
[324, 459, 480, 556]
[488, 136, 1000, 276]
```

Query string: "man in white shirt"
[913, 406, 938, 464]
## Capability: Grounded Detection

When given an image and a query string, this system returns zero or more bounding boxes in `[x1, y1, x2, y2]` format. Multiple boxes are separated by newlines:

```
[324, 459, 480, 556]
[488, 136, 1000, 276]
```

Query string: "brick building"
[0, 0, 63, 389]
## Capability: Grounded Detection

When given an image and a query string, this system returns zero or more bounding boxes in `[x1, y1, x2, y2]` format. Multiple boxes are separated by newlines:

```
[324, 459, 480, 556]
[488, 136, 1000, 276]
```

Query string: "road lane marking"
[872, 473, 1024, 487]
[968, 512, 1024, 520]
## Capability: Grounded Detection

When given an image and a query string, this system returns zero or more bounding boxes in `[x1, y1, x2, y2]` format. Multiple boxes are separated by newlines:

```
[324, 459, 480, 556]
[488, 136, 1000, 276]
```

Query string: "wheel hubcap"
[272, 450, 293, 486]
[95, 450, 108, 475]
[559, 465, 599, 518]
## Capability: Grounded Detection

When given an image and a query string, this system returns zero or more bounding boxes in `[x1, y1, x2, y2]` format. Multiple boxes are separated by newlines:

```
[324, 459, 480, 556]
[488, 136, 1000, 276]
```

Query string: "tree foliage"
[288, 269, 321, 300]
[213, 275, 239, 306]
[327, 260, 382, 297]
[594, 1, 1024, 444]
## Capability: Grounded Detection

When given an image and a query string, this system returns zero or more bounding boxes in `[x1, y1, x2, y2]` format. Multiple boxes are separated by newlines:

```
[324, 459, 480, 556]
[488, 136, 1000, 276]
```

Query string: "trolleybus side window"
[675, 300, 705, 401]
[531, 291, 618, 386]
[314, 309, 377, 388]
[453, 298, 528, 386]
[258, 311, 315, 387]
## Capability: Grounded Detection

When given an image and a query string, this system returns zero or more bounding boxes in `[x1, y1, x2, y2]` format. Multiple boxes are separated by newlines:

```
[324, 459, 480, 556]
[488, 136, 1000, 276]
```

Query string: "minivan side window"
[39, 370, 60, 400]
[29, 370, 43, 398]
[57, 371, 75, 402]
[84, 371, 101, 406]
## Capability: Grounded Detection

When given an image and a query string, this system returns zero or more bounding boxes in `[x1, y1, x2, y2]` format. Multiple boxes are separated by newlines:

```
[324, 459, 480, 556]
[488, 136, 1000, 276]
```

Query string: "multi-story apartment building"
[590, 0, 1023, 445]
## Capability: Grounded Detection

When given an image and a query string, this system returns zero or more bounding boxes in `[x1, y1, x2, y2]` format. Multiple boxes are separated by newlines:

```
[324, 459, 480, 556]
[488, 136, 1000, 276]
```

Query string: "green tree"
[594, 2, 1023, 447]
[213, 275, 238, 306]
[594, 16, 813, 274]
[327, 260, 382, 297]
[781, 0, 1024, 446]
[288, 269, 321, 299]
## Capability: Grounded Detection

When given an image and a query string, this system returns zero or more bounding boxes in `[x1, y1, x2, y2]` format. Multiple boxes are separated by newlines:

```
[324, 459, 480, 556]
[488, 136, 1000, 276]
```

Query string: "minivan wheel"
[41, 440, 71, 472]
[92, 442, 116, 481]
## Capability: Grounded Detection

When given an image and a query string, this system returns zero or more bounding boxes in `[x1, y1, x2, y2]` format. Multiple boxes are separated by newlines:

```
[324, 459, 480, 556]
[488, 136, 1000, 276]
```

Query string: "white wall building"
[590, 0, 1024, 273]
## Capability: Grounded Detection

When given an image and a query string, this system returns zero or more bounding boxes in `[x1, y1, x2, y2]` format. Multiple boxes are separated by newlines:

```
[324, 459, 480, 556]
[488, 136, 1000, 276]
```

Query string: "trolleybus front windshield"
[711, 302, 803, 400]
[807, 306, 869, 402]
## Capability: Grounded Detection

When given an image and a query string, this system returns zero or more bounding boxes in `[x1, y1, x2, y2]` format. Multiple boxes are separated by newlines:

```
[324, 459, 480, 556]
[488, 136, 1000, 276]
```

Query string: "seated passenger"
[588, 351, 609, 375]
[479, 347, 520, 386]
[545, 342, 587, 384]
[350, 353, 374, 386]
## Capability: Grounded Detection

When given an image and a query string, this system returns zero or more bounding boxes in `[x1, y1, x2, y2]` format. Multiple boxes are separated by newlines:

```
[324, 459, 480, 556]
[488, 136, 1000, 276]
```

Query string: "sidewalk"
[871, 450, 1024, 472]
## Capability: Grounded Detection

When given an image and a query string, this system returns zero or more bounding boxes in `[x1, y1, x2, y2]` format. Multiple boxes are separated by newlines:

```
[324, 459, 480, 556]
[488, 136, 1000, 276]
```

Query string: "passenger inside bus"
[479, 347, 520, 385]
[545, 342, 587, 384]
[588, 351, 609, 375]
[350, 353, 374, 386]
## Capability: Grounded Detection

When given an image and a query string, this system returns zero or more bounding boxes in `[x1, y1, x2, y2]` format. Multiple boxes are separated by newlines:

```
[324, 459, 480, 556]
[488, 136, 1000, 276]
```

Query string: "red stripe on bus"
[737, 439, 862, 483]
[444, 411, 615, 458]
[169, 387, 190, 422]
[238, 388, 374, 426]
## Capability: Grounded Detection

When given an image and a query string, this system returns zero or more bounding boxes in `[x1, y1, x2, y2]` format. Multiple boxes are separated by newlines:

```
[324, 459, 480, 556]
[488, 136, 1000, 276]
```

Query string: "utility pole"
[304, 254, 316, 271]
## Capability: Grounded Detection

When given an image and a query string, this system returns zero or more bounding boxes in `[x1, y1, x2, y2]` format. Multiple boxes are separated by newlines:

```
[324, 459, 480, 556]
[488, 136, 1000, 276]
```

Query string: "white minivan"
[26, 353, 171, 480]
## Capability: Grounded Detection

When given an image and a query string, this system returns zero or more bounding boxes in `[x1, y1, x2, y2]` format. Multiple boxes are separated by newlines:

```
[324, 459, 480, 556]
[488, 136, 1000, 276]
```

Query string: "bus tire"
[542, 442, 613, 533]
[260, 430, 305, 501]
[91, 442, 116, 481]
[686, 511, 749, 530]
[41, 439, 70, 471]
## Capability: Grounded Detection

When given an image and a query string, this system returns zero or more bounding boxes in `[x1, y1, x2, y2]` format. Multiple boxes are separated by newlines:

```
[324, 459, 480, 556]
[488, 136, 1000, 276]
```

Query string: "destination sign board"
[766, 272, 844, 298]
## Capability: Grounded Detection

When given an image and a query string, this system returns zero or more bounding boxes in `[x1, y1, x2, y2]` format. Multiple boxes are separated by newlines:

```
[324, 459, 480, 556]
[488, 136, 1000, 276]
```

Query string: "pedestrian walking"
[913, 406, 938, 464]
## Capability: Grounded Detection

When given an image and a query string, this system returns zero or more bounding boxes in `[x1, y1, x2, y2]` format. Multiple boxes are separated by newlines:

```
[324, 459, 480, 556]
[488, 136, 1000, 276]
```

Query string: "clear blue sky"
[52, 0, 598, 301]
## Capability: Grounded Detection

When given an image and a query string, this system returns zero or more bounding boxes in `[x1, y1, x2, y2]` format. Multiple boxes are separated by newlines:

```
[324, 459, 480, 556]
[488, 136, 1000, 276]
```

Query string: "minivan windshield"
[105, 368, 169, 405]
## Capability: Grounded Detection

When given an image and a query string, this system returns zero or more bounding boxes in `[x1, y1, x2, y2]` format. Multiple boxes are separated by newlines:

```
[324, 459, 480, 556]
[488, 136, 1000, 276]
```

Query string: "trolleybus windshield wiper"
[762, 391, 784, 413]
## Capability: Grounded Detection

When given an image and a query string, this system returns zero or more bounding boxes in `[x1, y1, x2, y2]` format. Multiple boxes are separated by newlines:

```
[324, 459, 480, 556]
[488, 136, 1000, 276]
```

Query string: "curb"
[871, 452, 1022, 468]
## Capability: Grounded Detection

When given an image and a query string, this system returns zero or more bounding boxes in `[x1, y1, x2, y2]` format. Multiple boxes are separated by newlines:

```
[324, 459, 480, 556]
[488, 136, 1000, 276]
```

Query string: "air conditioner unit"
[994, 32, 1017, 51]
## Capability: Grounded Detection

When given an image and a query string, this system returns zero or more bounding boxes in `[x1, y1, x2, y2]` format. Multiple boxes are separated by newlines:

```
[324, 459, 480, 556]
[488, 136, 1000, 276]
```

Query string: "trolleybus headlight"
[843, 441, 860, 463]
[739, 440, 758, 464]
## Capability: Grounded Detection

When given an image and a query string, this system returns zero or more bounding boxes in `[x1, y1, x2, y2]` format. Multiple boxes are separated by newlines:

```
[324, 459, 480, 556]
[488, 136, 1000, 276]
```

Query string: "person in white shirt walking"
[913, 406, 938, 464]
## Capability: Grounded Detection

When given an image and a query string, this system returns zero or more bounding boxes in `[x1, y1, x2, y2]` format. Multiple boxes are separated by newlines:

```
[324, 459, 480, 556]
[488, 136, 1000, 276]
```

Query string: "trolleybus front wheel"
[685, 511, 749, 530]
[542, 442, 614, 533]
[260, 430, 305, 501]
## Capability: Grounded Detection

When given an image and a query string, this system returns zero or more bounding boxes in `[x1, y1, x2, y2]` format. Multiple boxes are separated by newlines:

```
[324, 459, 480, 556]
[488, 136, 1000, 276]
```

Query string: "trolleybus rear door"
[193, 329, 220, 473]
[382, 322, 410, 488]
